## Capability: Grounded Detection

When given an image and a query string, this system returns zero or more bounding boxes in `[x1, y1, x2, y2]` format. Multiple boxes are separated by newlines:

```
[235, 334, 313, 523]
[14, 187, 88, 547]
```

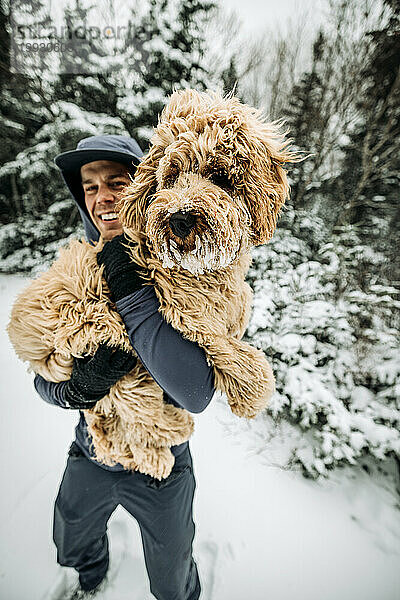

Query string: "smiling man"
[81, 160, 129, 240]
[32, 135, 215, 599]
[54, 135, 141, 245]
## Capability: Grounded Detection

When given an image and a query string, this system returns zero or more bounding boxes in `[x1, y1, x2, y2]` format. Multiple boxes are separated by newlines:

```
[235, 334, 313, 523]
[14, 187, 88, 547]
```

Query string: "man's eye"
[111, 181, 126, 187]
[85, 186, 97, 193]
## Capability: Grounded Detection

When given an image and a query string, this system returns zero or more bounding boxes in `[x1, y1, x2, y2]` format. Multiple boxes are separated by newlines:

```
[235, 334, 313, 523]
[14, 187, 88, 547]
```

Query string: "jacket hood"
[54, 135, 144, 245]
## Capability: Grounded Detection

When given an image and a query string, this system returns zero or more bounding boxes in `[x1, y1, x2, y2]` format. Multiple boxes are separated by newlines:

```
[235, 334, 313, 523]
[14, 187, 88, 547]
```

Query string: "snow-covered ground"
[0, 273, 399, 600]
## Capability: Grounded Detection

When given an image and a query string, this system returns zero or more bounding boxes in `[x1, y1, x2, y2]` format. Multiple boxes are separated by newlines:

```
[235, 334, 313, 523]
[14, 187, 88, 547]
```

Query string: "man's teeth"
[100, 213, 117, 221]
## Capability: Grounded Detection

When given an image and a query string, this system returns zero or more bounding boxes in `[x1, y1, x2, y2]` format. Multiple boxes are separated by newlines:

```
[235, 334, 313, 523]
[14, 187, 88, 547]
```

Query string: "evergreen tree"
[0, 0, 55, 222]
[283, 31, 326, 210]
[52, 0, 118, 115]
[0, 0, 220, 236]
[334, 0, 400, 280]
[221, 57, 239, 96]
[0, 0, 9, 90]
[245, 205, 400, 478]
[117, 0, 216, 144]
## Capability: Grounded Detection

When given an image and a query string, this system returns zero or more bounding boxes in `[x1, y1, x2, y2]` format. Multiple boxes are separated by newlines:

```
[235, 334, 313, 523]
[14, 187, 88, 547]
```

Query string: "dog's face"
[118, 89, 299, 275]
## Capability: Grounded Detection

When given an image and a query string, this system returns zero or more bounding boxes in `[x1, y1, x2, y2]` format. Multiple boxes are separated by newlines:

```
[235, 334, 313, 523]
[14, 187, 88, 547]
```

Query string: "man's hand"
[64, 344, 137, 409]
[96, 233, 145, 303]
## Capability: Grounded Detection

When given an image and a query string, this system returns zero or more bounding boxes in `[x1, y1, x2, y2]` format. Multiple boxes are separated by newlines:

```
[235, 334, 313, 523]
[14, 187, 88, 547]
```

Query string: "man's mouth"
[98, 212, 118, 222]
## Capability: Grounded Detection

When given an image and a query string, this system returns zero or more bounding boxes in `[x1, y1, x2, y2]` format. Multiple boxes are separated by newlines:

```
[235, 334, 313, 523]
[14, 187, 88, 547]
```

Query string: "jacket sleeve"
[115, 286, 215, 413]
[33, 374, 71, 409]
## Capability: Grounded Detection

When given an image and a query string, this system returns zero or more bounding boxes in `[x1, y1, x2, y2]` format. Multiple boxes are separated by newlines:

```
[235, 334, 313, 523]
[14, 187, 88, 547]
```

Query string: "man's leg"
[53, 446, 119, 591]
[118, 445, 201, 600]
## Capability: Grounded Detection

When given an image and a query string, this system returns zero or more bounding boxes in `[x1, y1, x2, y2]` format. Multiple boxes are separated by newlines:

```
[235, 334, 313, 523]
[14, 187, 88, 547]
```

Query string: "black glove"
[64, 344, 137, 409]
[96, 233, 145, 303]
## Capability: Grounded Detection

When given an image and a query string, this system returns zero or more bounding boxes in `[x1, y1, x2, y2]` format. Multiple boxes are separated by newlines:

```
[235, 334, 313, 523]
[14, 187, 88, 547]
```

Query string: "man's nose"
[97, 184, 115, 203]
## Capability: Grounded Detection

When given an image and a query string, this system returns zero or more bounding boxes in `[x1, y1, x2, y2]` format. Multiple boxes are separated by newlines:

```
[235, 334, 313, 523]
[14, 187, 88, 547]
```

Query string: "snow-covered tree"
[333, 0, 400, 282]
[53, 0, 119, 115]
[117, 0, 216, 144]
[244, 204, 400, 478]
[283, 31, 326, 210]
[0, 0, 54, 222]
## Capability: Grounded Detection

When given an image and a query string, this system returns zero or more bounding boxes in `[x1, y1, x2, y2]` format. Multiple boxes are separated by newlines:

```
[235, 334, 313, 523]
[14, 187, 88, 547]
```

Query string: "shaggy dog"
[7, 89, 299, 480]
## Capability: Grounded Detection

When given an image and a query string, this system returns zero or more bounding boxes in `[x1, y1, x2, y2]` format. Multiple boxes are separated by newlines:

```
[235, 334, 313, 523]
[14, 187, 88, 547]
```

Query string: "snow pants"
[53, 442, 200, 599]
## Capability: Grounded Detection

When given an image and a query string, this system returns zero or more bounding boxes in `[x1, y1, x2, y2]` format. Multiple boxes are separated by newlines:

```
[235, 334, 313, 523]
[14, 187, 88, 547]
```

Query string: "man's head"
[81, 160, 131, 241]
[54, 135, 143, 243]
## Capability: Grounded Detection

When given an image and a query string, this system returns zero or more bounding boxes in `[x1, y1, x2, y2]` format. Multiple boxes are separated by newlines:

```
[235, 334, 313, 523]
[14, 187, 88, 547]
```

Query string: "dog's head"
[118, 89, 300, 275]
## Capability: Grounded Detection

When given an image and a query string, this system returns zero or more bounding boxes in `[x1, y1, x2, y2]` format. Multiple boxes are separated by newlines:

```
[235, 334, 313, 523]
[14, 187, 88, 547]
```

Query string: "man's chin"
[98, 222, 124, 241]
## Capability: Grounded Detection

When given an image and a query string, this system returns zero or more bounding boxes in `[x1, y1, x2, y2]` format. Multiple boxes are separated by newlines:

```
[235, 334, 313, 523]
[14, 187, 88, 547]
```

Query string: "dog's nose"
[169, 211, 196, 238]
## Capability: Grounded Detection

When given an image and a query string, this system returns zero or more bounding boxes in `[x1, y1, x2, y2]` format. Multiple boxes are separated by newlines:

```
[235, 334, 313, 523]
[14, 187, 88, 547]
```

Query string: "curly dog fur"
[7, 89, 300, 479]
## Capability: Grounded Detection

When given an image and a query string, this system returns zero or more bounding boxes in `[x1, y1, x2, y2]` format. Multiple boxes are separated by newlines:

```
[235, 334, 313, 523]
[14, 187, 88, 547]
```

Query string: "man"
[34, 135, 215, 599]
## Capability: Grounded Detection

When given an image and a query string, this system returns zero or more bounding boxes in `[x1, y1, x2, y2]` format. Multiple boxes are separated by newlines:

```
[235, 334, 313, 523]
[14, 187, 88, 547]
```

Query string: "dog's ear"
[117, 91, 204, 231]
[116, 143, 163, 234]
[242, 120, 303, 245]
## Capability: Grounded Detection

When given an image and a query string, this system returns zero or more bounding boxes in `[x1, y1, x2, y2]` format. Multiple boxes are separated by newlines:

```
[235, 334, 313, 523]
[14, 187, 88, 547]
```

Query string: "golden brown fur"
[7, 89, 300, 479]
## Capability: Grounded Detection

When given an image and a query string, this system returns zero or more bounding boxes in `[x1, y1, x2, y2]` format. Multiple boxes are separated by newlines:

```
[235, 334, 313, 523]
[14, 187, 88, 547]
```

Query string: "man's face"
[81, 160, 131, 241]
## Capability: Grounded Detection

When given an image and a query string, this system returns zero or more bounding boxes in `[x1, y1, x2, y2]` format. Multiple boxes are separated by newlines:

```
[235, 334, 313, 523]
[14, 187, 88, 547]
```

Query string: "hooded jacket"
[33, 139, 215, 471]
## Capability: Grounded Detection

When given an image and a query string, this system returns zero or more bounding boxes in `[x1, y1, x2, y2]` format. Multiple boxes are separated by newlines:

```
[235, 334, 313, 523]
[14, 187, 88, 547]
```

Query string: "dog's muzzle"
[169, 211, 196, 239]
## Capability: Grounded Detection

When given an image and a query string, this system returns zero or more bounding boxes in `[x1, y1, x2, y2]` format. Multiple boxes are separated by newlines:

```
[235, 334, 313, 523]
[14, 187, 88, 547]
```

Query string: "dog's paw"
[207, 336, 275, 418]
[229, 402, 258, 420]
[137, 445, 176, 480]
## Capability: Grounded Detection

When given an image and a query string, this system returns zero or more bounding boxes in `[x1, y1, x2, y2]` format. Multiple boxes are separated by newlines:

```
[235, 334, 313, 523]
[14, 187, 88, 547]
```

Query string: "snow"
[117, 88, 167, 119]
[1, 272, 399, 599]
[160, 233, 240, 276]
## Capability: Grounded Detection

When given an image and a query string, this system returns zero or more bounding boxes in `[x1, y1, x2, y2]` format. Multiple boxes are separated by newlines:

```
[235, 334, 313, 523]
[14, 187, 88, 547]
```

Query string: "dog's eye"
[163, 164, 179, 188]
[164, 174, 178, 188]
[210, 171, 232, 190]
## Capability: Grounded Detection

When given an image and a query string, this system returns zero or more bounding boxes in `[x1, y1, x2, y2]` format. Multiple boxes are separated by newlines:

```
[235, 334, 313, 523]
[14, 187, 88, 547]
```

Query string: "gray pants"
[53, 443, 200, 599]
